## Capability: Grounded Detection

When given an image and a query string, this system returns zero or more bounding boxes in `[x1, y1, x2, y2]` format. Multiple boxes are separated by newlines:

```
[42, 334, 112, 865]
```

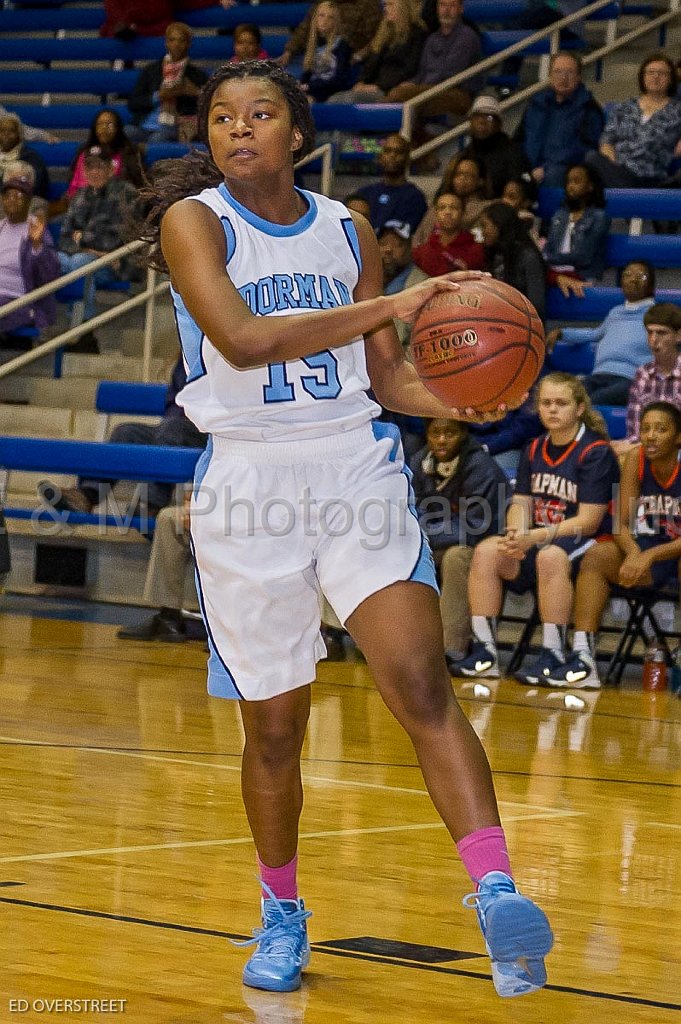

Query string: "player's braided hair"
[138, 61, 316, 272]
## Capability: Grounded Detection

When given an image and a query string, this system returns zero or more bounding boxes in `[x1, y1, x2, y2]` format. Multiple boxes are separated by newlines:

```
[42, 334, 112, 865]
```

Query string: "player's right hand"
[390, 271, 488, 324]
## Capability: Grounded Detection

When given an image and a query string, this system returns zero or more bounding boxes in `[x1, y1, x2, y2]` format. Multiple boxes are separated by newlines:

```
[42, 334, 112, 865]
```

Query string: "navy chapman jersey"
[516, 423, 619, 533]
[635, 447, 681, 548]
[171, 184, 380, 440]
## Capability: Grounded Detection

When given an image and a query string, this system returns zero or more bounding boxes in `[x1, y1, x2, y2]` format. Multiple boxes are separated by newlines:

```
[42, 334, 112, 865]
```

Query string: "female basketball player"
[142, 61, 552, 1000]
[455, 372, 620, 686]
[547, 401, 681, 689]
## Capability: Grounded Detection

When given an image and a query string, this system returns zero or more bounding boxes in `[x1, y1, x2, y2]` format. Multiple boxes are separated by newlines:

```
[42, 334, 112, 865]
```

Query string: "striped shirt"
[625, 355, 681, 441]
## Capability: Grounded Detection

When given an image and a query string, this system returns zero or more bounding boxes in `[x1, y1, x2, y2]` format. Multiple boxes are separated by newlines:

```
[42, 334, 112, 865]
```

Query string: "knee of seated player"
[536, 543, 570, 578]
[470, 535, 501, 574]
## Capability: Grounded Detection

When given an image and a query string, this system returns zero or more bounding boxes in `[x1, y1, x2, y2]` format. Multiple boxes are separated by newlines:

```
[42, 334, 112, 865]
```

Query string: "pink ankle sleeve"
[257, 853, 298, 901]
[456, 826, 512, 887]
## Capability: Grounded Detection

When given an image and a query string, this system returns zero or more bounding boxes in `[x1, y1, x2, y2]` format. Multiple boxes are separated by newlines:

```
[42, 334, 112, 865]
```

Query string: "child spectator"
[546, 401, 681, 689]
[451, 373, 619, 684]
[229, 24, 269, 63]
[543, 163, 611, 293]
[301, 2, 353, 102]
[411, 419, 509, 665]
[412, 191, 485, 276]
[501, 175, 540, 244]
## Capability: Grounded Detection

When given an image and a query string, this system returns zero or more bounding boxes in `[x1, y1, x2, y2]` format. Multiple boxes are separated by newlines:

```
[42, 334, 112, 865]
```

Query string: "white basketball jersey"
[171, 184, 380, 440]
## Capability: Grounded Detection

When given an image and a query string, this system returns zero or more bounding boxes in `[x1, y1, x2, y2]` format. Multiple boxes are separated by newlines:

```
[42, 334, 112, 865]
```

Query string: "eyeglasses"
[644, 67, 671, 76]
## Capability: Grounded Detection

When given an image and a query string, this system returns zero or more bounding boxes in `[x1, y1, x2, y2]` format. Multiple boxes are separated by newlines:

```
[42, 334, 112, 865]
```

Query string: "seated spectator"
[38, 357, 206, 520]
[514, 52, 604, 188]
[459, 95, 530, 199]
[451, 372, 619, 683]
[117, 495, 207, 643]
[478, 201, 547, 321]
[278, 0, 382, 70]
[0, 105, 58, 146]
[343, 192, 371, 220]
[412, 191, 485, 276]
[411, 418, 509, 664]
[586, 52, 681, 188]
[353, 134, 428, 235]
[386, 0, 483, 118]
[546, 260, 657, 406]
[0, 166, 59, 346]
[101, 0, 173, 39]
[547, 401, 681, 690]
[613, 303, 681, 457]
[501, 175, 540, 244]
[413, 153, 490, 243]
[63, 108, 146, 207]
[469, 395, 543, 477]
[543, 163, 610, 291]
[328, 0, 427, 103]
[127, 23, 209, 143]
[229, 24, 269, 63]
[0, 114, 50, 201]
[57, 148, 139, 352]
[301, 2, 353, 103]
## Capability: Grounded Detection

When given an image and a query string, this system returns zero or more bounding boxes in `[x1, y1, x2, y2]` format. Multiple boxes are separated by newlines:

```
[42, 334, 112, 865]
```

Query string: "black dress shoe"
[321, 625, 346, 661]
[117, 612, 187, 642]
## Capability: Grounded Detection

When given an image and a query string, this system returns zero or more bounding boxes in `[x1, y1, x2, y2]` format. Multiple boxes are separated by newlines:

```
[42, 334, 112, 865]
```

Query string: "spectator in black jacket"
[126, 22, 209, 143]
[479, 200, 547, 321]
[459, 95, 530, 198]
[514, 52, 603, 188]
[411, 419, 509, 664]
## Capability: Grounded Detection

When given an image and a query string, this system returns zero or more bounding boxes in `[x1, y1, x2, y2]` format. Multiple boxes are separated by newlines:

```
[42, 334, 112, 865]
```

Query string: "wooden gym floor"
[0, 608, 679, 1024]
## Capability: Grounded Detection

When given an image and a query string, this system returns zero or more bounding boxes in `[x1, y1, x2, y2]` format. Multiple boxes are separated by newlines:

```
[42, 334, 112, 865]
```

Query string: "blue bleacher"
[0, 34, 286, 64]
[597, 405, 627, 440]
[547, 287, 681, 322]
[0, 69, 139, 97]
[95, 381, 168, 418]
[538, 187, 681, 221]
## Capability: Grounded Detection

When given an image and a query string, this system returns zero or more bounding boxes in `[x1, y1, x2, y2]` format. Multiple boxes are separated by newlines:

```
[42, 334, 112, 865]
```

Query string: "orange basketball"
[410, 278, 545, 413]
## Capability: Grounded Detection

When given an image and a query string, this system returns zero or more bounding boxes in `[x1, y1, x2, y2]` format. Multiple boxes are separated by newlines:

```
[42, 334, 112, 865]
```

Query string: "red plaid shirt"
[626, 355, 681, 441]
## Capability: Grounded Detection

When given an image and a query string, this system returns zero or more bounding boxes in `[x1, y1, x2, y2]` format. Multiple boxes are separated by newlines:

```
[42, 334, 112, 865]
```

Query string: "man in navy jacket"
[514, 52, 603, 187]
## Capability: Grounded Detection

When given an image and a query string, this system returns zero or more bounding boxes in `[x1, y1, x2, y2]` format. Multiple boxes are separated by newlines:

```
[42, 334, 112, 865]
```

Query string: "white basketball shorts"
[189, 421, 437, 701]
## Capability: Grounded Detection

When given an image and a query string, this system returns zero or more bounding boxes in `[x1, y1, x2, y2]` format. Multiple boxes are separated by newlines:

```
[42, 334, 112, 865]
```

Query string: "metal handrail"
[406, 0, 681, 161]
[0, 142, 334, 385]
[400, 0, 617, 140]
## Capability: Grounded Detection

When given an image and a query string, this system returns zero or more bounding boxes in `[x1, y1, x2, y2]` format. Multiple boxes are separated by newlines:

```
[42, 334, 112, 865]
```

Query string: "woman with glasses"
[586, 52, 681, 188]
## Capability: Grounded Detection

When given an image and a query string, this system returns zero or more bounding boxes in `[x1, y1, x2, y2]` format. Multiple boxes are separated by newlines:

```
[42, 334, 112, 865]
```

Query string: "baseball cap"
[1, 173, 33, 196]
[83, 145, 113, 166]
[378, 220, 411, 241]
[470, 95, 502, 118]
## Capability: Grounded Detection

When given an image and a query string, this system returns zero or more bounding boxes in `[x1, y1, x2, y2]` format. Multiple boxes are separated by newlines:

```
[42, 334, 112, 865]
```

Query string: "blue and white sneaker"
[464, 870, 554, 998]
[238, 885, 312, 992]
[514, 647, 564, 686]
[546, 650, 601, 690]
[448, 641, 500, 679]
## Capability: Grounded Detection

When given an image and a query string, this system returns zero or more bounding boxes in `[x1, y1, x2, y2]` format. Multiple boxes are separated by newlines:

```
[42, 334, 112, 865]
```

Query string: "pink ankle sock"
[456, 826, 513, 888]
[257, 853, 298, 901]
